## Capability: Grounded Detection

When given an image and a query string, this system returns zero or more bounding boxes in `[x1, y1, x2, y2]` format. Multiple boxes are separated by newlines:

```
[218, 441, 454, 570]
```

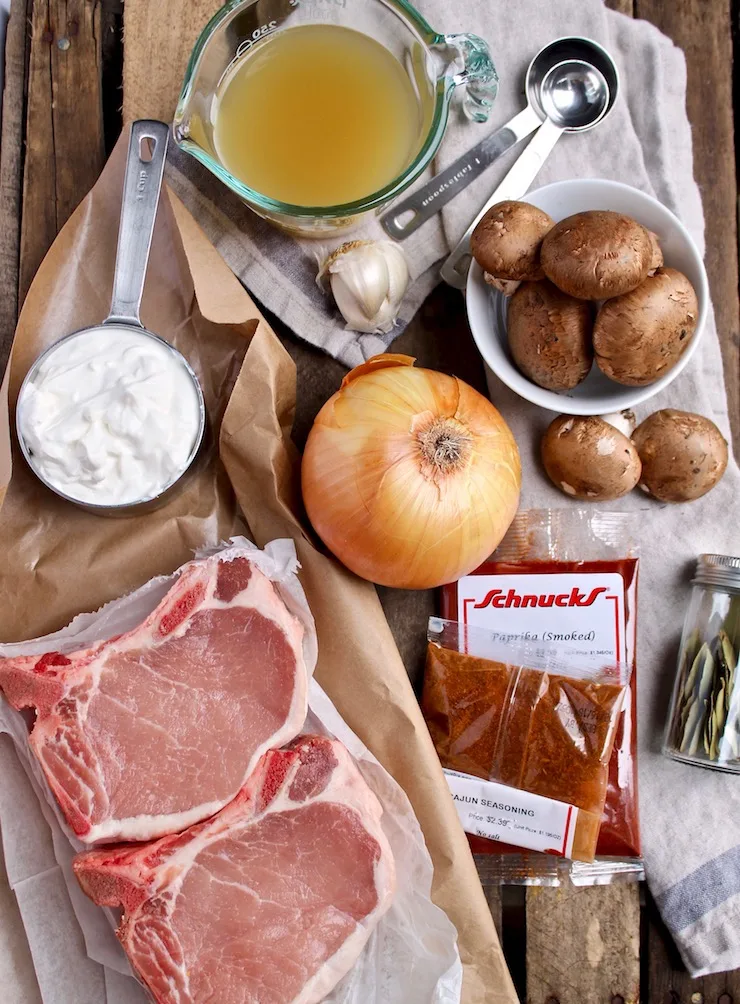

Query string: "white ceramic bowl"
[466, 178, 709, 415]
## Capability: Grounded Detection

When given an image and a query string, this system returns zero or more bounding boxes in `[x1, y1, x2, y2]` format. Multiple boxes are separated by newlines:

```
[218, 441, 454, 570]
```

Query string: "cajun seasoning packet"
[423, 618, 629, 863]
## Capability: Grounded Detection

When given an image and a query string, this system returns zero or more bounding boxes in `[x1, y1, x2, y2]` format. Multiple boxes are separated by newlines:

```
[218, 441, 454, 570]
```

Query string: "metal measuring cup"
[16, 120, 206, 516]
[382, 37, 619, 243]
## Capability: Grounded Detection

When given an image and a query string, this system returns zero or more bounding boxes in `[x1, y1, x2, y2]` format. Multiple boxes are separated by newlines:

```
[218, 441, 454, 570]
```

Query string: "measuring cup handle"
[440, 117, 564, 289]
[380, 105, 542, 242]
[105, 120, 170, 327]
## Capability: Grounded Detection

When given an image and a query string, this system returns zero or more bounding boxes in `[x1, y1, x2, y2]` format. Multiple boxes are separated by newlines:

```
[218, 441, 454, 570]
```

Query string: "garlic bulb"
[317, 240, 409, 334]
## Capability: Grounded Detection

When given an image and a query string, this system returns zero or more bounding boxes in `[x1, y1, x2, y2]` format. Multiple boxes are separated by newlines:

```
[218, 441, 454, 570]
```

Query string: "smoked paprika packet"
[423, 619, 629, 863]
[437, 510, 643, 879]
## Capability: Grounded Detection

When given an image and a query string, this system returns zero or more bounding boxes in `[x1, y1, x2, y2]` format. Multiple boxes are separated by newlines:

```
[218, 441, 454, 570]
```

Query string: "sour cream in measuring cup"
[17, 327, 204, 508]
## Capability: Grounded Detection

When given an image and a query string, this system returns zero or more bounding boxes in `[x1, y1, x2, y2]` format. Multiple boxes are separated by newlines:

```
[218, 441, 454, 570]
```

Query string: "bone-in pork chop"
[74, 735, 395, 1004]
[0, 552, 307, 843]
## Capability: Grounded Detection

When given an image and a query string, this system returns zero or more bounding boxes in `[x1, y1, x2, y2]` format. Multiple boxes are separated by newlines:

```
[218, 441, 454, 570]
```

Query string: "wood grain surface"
[19, 0, 105, 305]
[632, 0, 740, 456]
[525, 885, 641, 1004]
[0, 0, 29, 361]
[1, 0, 739, 1001]
[122, 0, 220, 124]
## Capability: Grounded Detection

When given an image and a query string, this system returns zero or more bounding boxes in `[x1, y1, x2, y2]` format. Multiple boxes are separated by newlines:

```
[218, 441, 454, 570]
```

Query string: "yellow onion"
[301, 354, 521, 589]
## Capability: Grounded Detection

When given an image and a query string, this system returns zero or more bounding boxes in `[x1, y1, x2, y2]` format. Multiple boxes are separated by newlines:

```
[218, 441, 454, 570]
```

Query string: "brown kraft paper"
[0, 129, 517, 1004]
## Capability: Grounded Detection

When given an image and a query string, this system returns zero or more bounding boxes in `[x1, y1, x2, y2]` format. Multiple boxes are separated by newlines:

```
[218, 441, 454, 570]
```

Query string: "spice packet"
[439, 509, 643, 884]
[423, 619, 629, 863]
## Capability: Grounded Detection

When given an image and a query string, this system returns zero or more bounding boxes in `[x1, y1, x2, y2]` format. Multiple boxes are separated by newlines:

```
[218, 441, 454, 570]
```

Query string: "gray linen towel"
[165, 0, 740, 978]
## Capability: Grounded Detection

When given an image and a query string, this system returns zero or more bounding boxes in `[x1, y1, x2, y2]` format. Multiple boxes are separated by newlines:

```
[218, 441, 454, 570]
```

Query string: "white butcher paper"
[0, 536, 463, 1004]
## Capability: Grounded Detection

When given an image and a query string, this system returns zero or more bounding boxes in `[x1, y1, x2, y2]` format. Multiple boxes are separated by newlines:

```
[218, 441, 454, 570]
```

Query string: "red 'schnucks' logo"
[473, 587, 608, 610]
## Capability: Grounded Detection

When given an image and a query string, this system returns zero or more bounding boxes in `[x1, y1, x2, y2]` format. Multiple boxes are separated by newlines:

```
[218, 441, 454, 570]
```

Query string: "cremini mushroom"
[471, 201, 554, 281]
[632, 409, 728, 502]
[593, 267, 699, 386]
[507, 280, 593, 391]
[541, 210, 656, 299]
[540, 415, 642, 500]
[541, 414, 642, 501]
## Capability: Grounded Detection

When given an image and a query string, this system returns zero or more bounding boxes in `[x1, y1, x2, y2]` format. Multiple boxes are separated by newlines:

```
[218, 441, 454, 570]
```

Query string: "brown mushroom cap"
[632, 409, 728, 502]
[471, 201, 554, 281]
[593, 267, 699, 386]
[541, 415, 642, 501]
[541, 210, 654, 299]
[507, 280, 593, 391]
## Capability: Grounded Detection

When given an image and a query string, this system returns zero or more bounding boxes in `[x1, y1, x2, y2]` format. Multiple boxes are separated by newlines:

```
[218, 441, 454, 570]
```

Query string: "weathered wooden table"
[0, 1, 738, 1001]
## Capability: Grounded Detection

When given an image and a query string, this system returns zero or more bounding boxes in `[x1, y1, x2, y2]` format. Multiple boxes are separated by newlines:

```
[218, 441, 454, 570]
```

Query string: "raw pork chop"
[74, 735, 395, 1004]
[0, 552, 308, 843]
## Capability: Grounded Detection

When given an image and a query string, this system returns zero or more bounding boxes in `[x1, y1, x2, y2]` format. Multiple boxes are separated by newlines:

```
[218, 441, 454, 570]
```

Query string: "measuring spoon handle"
[380, 105, 542, 241]
[105, 120, 170, 327]
[440, 117, 564, 289]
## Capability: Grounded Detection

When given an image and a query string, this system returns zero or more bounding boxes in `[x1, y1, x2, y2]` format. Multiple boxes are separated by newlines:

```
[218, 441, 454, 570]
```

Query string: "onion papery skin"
[301, 355, 521, 589]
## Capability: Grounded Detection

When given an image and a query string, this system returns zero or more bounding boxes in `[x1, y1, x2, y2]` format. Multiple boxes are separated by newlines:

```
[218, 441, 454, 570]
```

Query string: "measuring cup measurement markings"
[441, 43, 618, 288]
[382, 36, 618, 242]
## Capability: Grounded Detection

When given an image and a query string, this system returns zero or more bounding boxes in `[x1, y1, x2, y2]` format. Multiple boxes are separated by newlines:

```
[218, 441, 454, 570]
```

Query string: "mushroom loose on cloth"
[123, 0, 740, 978]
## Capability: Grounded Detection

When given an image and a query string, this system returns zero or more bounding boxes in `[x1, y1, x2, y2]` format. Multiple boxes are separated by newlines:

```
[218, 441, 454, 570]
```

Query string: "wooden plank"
[100, 0, 123, 153]
[501, 885, 527, 1003]
[604, 0, 635, 15]
[20, 1, 57, 305]
[647, 891, 740, 1003]
[525, 884, 640, 1004]
[0, 0, 31, 372]
[122, 0, 218, 122]
[19, 0, 105, 305]
[634, 0, 740, 457]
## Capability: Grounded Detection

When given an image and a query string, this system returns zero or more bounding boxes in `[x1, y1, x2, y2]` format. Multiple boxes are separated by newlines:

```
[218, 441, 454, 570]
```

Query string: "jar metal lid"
[693, 554, 740, 590]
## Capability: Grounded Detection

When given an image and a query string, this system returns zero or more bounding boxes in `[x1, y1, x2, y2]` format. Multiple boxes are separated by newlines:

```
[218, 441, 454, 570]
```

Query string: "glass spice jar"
[664, 554, 740, 772]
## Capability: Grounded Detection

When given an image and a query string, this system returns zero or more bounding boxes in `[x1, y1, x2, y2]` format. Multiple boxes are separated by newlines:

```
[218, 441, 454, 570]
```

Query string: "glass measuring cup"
[173, 0, 498, 236]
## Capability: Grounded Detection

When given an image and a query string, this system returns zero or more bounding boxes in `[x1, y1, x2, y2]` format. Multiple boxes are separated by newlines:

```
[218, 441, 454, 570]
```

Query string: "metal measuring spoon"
[381, 36, 618, 242]
[441, 48, 618, 289]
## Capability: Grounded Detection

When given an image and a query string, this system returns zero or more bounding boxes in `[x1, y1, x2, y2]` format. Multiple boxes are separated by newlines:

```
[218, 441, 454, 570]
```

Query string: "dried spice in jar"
[664, 554, 740, 771]
[423, 619, 629, 863]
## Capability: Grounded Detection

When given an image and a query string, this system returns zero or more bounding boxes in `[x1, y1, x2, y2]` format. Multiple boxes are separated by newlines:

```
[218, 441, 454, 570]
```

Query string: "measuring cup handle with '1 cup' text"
[106, 120, 170, 327]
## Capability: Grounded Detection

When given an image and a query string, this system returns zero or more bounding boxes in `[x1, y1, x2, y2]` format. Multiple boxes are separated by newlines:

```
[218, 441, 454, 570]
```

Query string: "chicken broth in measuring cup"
[213, 24, 424, 208]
